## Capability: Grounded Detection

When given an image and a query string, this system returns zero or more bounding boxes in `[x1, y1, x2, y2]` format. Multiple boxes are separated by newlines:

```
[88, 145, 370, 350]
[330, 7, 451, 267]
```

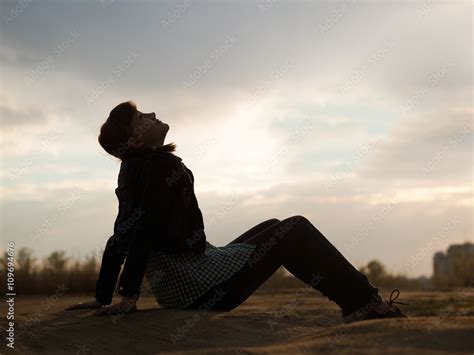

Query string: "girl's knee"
[287, 215, 311, 227]
[294, 215, 309, 223]
[273, 215, 309, 239]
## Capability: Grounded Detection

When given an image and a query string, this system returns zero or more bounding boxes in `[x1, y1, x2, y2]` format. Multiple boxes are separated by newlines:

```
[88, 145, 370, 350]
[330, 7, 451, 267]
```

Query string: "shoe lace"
[389, 289, 408, 306]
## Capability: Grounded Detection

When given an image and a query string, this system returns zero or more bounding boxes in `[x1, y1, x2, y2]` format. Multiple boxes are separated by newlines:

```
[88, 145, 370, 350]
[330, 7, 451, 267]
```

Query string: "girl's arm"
[116, 159, 204, 300]
[94, 184, 137, 305]
[91, 161, 172, 315]
[115, 161, 175, 300]
[66, 185, 134, 310]
[94, 235, 128, 305]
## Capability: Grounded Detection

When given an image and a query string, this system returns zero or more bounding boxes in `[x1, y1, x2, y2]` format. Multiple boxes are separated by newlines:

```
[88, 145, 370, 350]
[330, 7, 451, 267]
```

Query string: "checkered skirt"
[144, 241, 256, 308]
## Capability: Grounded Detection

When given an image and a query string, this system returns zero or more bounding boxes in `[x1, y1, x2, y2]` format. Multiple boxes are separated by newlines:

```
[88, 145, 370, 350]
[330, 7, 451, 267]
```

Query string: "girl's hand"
[65, 299, 105, 310]
[92, 296, 137, 316]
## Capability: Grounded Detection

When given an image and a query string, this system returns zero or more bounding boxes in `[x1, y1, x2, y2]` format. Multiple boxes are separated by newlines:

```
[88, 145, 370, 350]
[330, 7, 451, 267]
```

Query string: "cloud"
[357, 108, 473, 181]
[0, 178, 114, 201]
[195, 175, 472, 277]
[1, 0, 471, 278]
[2, 172, 471, 277]
[0, 100, 49, 129]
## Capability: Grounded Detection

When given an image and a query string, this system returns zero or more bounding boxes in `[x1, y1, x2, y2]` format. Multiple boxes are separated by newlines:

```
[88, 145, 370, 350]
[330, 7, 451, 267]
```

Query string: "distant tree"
[45, 251, 69, 274]
[360, 260, 387, 283]
[0, 251, 7, 293]
[0, 251, 7, 274]
[17, 248, 36, 275]
[82, 255, 99, 274]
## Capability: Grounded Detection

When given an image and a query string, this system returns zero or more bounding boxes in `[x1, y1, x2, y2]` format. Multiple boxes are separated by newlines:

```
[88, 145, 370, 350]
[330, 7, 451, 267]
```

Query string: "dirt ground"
[2, 289, 473, 354]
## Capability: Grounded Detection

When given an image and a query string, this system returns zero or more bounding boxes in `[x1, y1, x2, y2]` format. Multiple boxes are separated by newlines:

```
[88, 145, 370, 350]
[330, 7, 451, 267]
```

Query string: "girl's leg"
[229, 218, 281, 244]
[186, 215, 381, 316]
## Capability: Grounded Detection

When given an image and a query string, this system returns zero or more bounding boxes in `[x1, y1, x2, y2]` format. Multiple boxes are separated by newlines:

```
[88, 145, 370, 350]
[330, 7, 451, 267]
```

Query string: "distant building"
[433, 242, 474, 286]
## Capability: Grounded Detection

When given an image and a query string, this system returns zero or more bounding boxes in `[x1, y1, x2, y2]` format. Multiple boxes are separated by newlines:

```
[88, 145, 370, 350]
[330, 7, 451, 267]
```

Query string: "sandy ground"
[2, 289, 473, 354]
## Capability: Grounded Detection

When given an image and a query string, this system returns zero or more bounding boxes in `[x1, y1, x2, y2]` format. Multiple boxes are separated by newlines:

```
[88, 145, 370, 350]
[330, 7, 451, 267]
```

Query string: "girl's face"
[129, 110, 169, 148]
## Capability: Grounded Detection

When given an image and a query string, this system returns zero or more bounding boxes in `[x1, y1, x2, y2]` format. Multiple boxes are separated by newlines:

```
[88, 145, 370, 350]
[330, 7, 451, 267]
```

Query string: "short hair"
[98, 100, 176, 160]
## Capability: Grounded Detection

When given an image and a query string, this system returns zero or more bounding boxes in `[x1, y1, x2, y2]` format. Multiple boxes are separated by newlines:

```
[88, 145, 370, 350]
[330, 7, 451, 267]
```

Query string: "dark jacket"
[95, 149, 207, 304]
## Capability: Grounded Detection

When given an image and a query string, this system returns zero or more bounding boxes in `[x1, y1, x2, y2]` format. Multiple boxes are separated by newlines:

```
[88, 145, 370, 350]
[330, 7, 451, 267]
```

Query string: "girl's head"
[98, 101, 176, 160]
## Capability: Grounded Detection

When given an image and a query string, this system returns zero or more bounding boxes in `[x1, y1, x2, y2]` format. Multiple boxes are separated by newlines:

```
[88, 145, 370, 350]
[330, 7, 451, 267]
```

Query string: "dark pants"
[184, 216, 380, 316]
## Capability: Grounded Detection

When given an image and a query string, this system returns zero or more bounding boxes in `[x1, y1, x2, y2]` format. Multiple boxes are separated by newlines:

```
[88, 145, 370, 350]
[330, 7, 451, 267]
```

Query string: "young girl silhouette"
[66, 101, 407, 323]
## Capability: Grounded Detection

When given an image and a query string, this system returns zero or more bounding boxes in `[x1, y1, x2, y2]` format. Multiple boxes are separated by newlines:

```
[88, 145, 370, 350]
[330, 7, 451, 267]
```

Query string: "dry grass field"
[2, 288, 473, 354]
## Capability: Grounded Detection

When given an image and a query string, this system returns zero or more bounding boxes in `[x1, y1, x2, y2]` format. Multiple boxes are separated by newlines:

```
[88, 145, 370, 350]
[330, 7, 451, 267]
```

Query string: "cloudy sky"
[1, 0, 472, 277]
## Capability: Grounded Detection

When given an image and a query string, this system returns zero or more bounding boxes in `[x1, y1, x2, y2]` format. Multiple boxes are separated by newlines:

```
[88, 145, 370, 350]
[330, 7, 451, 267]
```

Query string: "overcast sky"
[0, 0, 472, 277]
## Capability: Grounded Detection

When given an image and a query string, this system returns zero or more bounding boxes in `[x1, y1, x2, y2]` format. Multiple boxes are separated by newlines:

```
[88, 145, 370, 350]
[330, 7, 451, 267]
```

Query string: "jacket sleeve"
[180, 164, 206, 253]
[95, 186, 136, 305]
[116, 160, 175, 300]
